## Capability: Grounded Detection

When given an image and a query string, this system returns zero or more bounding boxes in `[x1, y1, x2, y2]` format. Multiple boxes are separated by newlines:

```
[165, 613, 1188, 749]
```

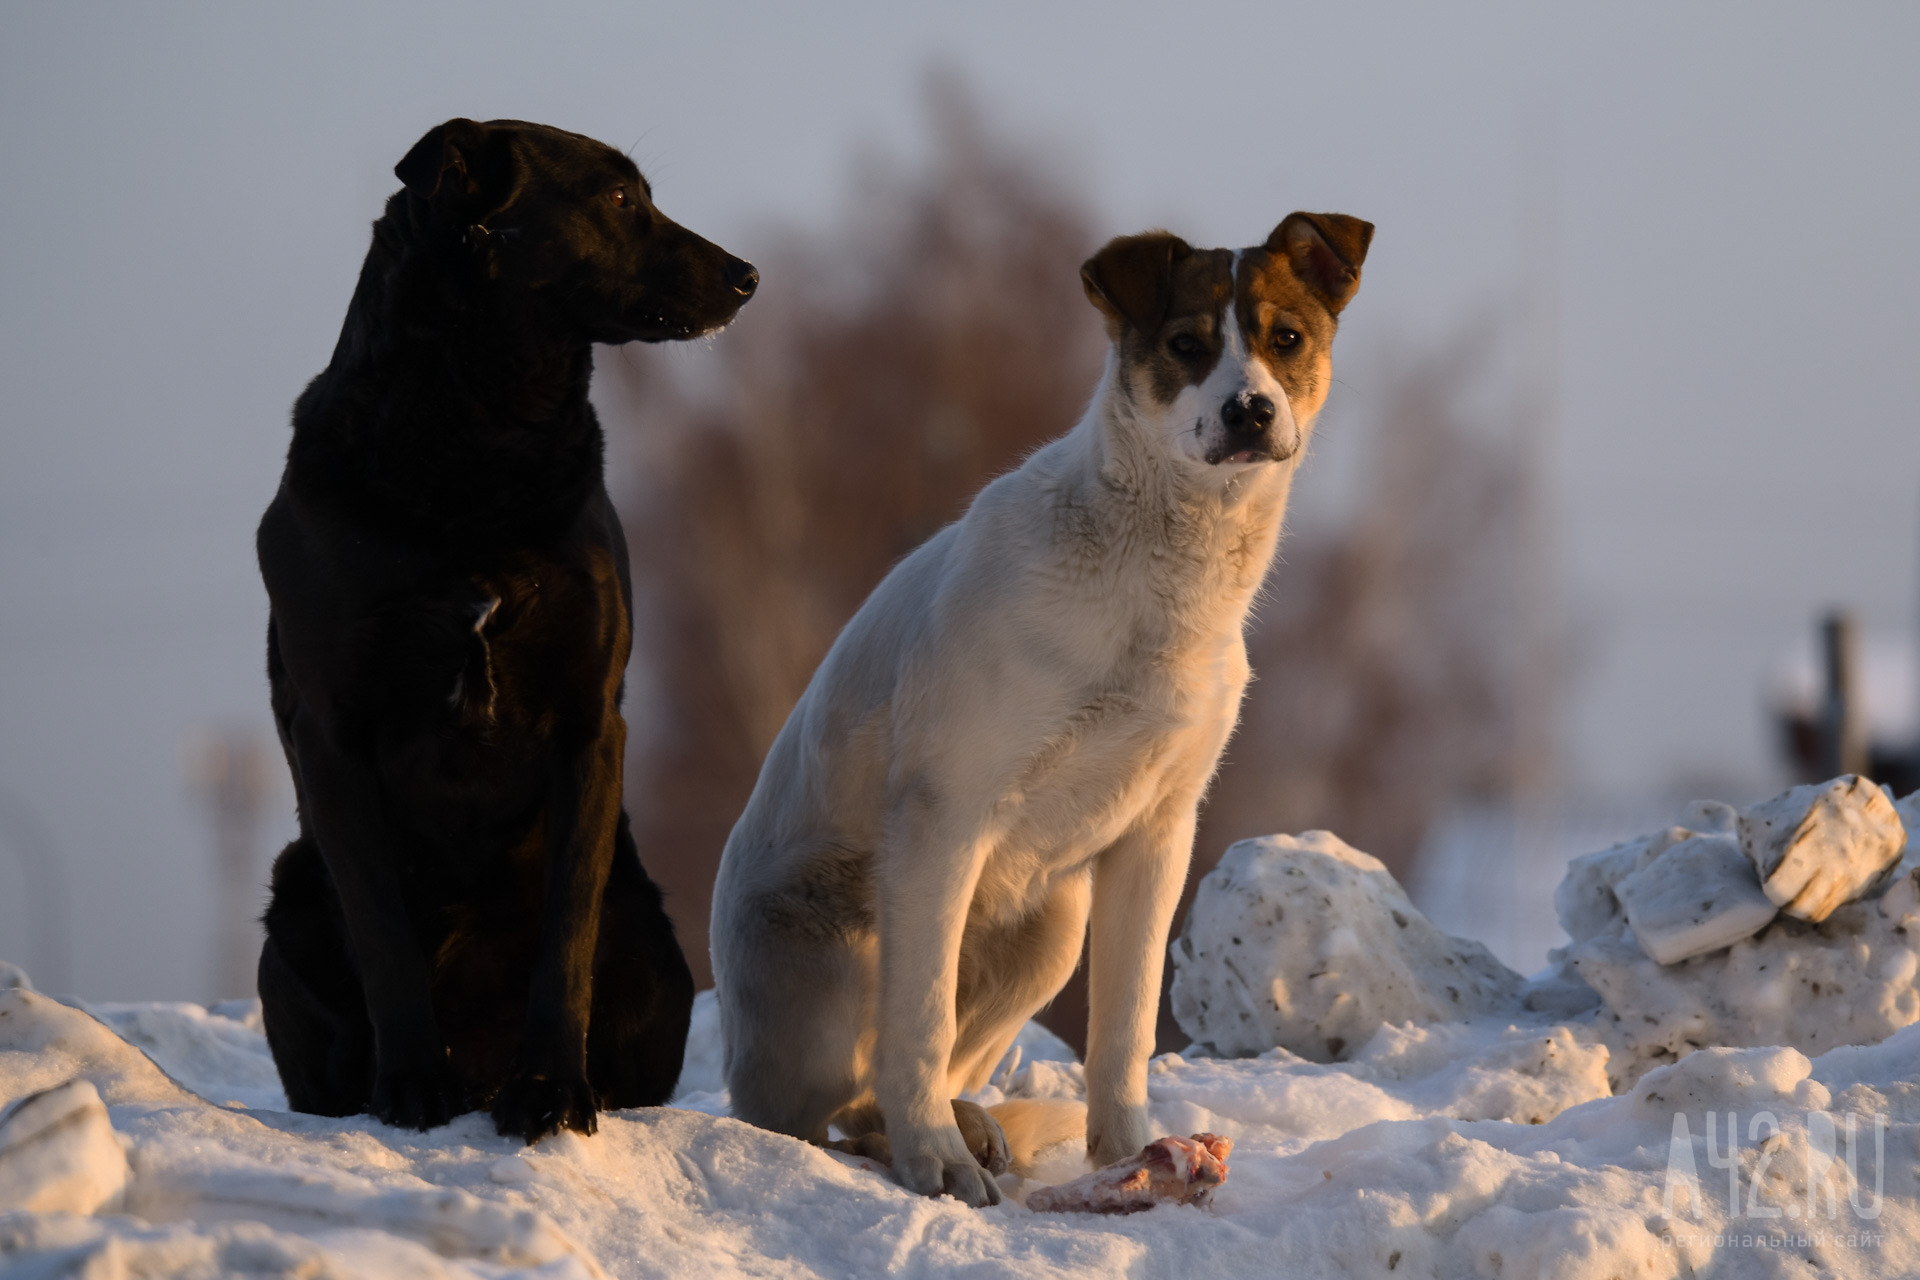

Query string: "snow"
[0, 987, 1781, 1278]
[1738, 776, 1906, 921]
[1614, 834, 1778, 965]
[4, 791, 1920, 1276]
[0, 1080, 126, 1215]
[1533, 787, 1920, 1090]
[1168, 832, 1524, 1060]
[1553, 889, 1920, 1090]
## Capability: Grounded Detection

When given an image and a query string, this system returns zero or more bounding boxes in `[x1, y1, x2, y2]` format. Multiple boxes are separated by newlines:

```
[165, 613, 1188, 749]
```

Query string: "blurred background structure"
[2, 4, 1917, 1030]
[181, 728, 275, 1000]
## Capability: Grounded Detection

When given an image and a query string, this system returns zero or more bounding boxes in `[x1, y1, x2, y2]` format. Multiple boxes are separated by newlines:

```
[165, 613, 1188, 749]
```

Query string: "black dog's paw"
[370, 1061, 467, 1131]
[492, 1072, 598, 1145]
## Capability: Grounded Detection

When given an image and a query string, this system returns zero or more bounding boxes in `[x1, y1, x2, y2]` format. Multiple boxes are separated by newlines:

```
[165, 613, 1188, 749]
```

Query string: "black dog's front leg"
[290, 717, 464, 1130]
[491, 721, 624, 1143]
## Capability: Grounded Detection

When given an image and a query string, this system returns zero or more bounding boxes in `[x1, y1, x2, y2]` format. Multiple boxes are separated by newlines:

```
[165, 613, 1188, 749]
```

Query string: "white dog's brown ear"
[1081, 232, 1189, 336]
[1266, 213, 1373, 315]
[395, 118, 511, 223]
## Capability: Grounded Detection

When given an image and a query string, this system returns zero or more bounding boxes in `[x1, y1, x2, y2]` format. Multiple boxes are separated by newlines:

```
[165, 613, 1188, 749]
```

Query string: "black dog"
[256, 118, 755, 1144]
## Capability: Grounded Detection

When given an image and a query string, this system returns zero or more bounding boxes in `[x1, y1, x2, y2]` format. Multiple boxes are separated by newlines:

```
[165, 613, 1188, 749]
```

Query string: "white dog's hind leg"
[722, 927, 877, 1145]
[1083, 803, 1197, 1166]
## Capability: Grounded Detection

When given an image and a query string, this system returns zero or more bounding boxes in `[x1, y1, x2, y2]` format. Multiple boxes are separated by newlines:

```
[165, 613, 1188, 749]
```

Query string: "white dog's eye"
[1168, 333, 1202, 358]
[1270, 328, 1300, 352]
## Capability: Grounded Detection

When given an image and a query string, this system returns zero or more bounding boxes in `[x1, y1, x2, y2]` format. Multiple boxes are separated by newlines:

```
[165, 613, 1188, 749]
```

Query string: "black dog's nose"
[725, 258, 759, 298]
[1221, 393, 1276, 433]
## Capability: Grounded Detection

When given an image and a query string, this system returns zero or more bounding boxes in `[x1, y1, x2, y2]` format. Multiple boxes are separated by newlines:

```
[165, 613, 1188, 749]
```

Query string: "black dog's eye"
[1168, 333, 1202, 358]
[608, 187, 629, 208]
[1270, 328, 1300, 352]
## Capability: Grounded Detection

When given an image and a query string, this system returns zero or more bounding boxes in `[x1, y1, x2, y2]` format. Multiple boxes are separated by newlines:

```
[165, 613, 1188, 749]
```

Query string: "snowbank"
[1551, 877, 1920, 1090]
[1166, 791, 1920, 1095]
[1168, 831, 1524, 1060]
[1537, 787, 1920, 1089]
[4, 790, 1919, 1277]
[1, 966, 1915, 1277]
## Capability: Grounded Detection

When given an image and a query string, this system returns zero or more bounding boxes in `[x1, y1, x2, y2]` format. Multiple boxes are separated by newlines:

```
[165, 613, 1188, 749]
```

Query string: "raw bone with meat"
[1025, 1133, 1232, 1214]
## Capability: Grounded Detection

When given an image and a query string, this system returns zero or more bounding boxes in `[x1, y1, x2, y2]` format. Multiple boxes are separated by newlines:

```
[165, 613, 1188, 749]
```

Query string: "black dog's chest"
[440, 571, 544, 732]
[401, 543, 621, 710]
[373, 546, 629, 847]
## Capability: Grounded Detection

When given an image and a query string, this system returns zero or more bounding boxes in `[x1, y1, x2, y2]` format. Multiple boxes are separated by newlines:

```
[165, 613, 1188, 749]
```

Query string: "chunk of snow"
[1739, 775, 1905, 921]
[0, 1078, 127, 1214]
[1552, 830, 1672, 945]
[1615, 834, 1778, 964]
[1169, 831, 1524, 1060]
[1553, 810, 1752, 952]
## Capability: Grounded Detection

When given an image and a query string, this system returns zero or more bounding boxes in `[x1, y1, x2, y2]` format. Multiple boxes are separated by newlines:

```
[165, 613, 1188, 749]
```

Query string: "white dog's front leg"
[874, 793, 1002, 1207]
[1084, 805, 1196, 1166]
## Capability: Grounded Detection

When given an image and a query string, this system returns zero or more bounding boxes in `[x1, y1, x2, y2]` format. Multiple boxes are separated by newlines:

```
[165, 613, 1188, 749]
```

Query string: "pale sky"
[2, 1, 1917, 999]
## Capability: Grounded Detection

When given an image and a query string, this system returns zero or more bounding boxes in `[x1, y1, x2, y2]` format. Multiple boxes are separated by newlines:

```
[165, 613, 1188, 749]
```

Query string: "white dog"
[711, 212, 1372, 1206]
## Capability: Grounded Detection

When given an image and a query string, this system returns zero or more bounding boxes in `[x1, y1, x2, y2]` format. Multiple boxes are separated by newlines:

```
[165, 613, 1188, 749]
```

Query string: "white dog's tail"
[988, 1098, 1087, 1177]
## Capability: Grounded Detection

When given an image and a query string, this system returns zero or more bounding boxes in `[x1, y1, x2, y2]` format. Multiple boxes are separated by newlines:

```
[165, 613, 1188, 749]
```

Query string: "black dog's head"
[395, 118, 757, 344]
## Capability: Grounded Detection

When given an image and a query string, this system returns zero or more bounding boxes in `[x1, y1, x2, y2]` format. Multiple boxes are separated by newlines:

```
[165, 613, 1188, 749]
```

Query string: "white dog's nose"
[1220, 393, 1276, 434]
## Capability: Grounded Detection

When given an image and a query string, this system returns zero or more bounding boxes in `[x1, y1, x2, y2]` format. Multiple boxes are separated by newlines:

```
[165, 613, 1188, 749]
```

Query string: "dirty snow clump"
[1168, 830, 1524, 1060]
[1739, 774, 1906, 920]
[1535, 784, 1920, 1087]
[0, 1078, 127, 1215]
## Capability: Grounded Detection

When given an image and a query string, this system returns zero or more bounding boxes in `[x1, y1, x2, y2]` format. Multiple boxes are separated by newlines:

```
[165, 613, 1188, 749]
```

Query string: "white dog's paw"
[1086, 1103, 1152, 1168]
[892, 1123, 1004, 1207]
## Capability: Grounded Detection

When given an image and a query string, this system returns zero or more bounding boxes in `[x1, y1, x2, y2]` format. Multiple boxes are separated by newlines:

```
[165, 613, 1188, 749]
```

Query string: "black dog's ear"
[1081, 232, 1190, 336]
[395, 118, 511, 222]
[1266, 213, 1373, 315]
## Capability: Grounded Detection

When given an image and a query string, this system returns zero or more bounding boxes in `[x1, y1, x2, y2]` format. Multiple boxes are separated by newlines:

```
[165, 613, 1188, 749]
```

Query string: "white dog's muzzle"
[1209, 387, 1299, 465]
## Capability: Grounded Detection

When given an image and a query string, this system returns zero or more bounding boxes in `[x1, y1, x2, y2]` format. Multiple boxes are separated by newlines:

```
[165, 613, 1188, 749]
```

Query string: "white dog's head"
[1081, 213, 1372, 475]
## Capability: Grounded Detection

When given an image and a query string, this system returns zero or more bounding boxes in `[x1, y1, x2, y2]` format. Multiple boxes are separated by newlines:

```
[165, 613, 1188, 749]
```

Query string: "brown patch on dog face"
[1270, 212, 1373, 315]
[1232, 248, 1339, 423]
[1084, 216, 1370, 422]
[1081, 234, 1235, 406]
[1234, 212, 1374, 423]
